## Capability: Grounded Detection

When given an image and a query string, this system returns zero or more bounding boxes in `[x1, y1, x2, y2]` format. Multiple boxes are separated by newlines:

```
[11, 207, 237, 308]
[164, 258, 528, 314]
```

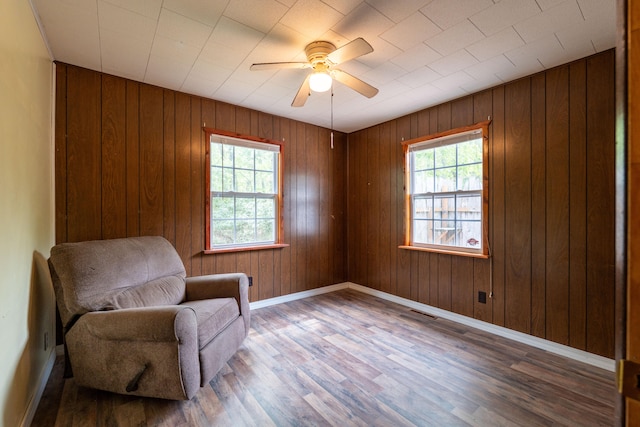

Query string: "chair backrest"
[49, 236, 187, 327]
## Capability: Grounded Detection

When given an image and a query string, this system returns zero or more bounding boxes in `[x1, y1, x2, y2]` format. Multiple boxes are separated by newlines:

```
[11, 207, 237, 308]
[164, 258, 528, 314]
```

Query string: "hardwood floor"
[32, 289, 615, 426]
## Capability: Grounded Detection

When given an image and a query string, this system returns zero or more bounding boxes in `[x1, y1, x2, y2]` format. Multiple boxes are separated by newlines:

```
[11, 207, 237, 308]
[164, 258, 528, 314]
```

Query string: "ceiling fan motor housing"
[305, 41, 336, 67]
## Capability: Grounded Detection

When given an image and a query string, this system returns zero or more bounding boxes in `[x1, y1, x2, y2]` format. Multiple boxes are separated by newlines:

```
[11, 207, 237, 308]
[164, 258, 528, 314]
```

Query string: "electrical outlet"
[248, 276, 253, 287]
[478, 291, 487, 304]
[44, 332, 49, 351]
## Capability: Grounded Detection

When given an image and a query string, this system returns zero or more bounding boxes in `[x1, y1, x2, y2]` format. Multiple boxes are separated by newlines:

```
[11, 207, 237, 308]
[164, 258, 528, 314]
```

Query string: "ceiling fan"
[250, 37, 379, 107]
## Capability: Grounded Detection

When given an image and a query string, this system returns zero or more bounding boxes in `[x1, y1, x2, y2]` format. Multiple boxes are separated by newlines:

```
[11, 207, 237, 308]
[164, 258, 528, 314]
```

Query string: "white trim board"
[250, 282, 615, 372]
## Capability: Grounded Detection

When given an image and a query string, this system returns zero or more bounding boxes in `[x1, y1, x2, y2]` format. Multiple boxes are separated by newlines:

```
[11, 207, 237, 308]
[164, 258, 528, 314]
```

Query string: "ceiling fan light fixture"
[309, 71, 332, 92]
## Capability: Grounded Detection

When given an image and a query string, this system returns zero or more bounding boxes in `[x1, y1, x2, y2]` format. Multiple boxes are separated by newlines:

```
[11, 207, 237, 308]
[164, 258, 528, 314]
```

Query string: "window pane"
[211, 166, 223, 192]
[223, 145, 234, 165]
[413, 169, 434, 194]
[257, 219, 274, 241]
[457, 163, 482, 191]
[458, 221, 482, 248]
[413, 197, 432, 219]
[235, 169, 254, 193]
[457, 139, 482, 164]
[413, 219, 433, 244]
[235, 220, 256, 243]
[413, 150, 434, 170]
[256, 171, 274, 193]
[211, 143, 223, 166]
[433, 220, 457, 245]
[434, 195, 455, 220]
[256, 198, 274, 218]
[456, 195, 482, 220]
[212, 220, 234, 245]
[435, 144, 456, 168]
[212, 196, 234, 219]
[235, 197, 255, 219]
[435, 167, 456, 192]
[255, 151, 274, 171]
[235, 146, 254, 169]
[222, 167, 234, 192]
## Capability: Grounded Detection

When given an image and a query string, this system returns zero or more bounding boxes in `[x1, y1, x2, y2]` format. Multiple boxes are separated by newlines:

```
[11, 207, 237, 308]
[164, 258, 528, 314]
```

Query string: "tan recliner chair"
[48, 236, 250, 400]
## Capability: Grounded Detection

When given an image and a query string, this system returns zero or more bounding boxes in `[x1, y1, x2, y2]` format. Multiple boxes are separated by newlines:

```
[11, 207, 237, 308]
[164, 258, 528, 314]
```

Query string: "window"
[205, 129, 285, 252]
[401, 121, 490, 258]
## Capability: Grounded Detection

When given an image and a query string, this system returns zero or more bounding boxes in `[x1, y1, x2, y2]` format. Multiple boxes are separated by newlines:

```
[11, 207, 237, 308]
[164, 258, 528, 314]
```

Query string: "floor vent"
[409, 309, 437, 320]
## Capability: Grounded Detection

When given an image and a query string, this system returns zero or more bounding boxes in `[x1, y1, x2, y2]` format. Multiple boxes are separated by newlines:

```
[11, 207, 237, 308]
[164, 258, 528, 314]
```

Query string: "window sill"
[204, 243, 289, 255]
[398, 245, 489, 259]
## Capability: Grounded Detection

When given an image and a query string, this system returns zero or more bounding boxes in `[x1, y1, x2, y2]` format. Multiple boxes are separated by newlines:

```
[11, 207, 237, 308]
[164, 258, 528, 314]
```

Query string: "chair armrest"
[75, 305, 196, 342]
[186, 273, 250, 335]
[66, 305, 200, 400]
[186, 273, 250, 315]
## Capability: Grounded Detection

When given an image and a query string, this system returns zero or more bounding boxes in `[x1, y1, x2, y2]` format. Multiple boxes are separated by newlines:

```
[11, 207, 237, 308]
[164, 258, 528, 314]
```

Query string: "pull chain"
[330, 86, 334, 149]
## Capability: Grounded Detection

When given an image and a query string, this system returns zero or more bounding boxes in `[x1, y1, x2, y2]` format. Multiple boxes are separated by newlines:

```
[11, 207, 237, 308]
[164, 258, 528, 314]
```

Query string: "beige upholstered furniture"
[48, 236, 250, 400]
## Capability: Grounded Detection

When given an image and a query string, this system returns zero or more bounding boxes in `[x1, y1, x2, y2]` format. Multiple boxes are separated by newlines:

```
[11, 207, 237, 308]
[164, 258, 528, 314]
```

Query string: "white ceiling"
[30, 0, 616, 133]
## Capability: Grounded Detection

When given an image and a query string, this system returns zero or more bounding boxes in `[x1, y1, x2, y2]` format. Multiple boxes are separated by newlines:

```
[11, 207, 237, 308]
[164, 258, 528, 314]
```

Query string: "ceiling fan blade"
[250, 62, 309, 71]
[291, 74, 311, 107]
[326, 37, 373, 65]
[332, 69, 378, 98]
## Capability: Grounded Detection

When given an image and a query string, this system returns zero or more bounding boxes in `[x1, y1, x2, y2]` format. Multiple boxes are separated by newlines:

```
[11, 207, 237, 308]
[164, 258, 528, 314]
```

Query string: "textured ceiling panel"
[31, 0, 616, 132]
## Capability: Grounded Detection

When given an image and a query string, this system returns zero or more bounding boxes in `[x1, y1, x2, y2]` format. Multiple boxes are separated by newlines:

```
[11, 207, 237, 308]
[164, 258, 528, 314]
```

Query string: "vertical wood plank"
[504, 78, 532, 334]
[451, 257, 474, 317]
[101, 75, 127, 239]
[568, 59, 588, 350]
[386, 120, 398, 295]
[417, 252, 430, 304]
[438, 255, 452, 310]
[306, 125, 320, 290]
[318, 127, 331, 287]
[545, 66, 570, 345]
[295, 121, 307, 292]
[378, 122, 392, 293]
[585, 51, 616, 358]
[55, 64, 68, 244]
[175, 93, 192, 273]
[491, 85, 507, 327]
[367, 126, 381, 290]
[280, 118, 293, 295]
[139, 84, 164, 237]
[126, 80, 140, 237]
[66, 65, 102, 242]
[163, 90, 176, 247]
[530, 73, 546, 339]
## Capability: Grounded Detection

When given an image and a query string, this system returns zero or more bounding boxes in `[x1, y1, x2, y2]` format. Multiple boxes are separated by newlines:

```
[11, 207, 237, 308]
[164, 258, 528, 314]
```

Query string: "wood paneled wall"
[347, 50, 616, 358]
[55, 50, 616, 358]
[54, 63, 347, 302]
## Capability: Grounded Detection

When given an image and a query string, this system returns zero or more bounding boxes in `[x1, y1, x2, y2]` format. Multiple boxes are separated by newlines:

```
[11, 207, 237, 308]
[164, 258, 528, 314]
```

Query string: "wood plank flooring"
[32, 289, 615, 426]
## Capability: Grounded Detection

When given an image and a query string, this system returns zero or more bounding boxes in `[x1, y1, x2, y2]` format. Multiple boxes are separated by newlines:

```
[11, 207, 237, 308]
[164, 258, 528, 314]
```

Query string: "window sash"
[410, 191, 483, 252]
[402, 120, 490, 257]
[206, 130, 282, 251]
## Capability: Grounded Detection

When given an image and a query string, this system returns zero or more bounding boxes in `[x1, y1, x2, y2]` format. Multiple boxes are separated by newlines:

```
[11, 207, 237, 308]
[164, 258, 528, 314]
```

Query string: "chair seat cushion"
[181, 298, 239, 349]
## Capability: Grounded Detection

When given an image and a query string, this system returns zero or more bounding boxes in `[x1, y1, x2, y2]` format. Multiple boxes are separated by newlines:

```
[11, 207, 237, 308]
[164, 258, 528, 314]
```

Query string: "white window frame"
[401, 121, 490, 258]
[204, 129, 285, 253]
